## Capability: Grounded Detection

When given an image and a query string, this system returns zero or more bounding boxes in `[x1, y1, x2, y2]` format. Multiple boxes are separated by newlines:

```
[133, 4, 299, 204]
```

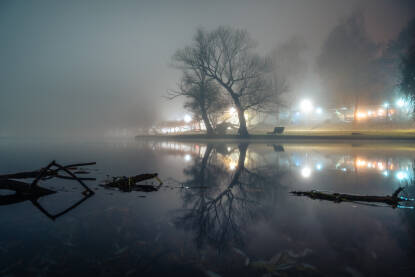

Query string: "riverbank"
[135, 131, 415, 142]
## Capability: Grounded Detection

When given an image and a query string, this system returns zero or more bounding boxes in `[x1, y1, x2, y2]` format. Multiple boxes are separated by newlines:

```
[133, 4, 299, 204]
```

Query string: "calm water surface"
[0, 138, 414, 277]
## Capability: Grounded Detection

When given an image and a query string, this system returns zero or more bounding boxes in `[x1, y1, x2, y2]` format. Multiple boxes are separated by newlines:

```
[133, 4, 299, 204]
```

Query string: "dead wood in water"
[0, 160, 96, 220]
[291, 187, 413, 208]
[0, 179, 56, 206]
[102, 173, 163, 192]
[0, 162, 96, 180]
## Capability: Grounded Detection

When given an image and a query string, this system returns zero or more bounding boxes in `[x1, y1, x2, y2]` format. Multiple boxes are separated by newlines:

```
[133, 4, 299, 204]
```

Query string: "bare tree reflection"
[175, 143, 285, 251]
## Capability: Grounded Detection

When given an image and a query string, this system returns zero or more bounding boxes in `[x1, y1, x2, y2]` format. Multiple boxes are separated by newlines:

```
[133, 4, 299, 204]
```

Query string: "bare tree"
[175, 27, 282, 136]
[167, 68, 227, 135]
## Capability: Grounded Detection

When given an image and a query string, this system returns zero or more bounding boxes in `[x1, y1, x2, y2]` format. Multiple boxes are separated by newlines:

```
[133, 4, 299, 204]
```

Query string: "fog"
[1, 0, 414, 138]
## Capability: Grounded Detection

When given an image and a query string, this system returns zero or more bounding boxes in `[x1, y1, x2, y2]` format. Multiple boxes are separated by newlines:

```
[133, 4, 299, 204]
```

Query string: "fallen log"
[102, 173, 162, 192]
[291, 187, 414, 208]
[0, 162, 96, 180]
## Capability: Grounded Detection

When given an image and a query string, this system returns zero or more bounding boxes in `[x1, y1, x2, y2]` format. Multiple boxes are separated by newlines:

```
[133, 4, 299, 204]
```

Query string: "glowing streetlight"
[184, 154, 192, 162]
[299, 99, 313, 113]
[301, 167, 312, 178]
[396, 98, 406, 108]
[229, 161, 237, 171]
[383, 102, 389, 108]
[315, 107, 323, 115]
[184, 114, 192, 123]
[396, 171, 408, 181]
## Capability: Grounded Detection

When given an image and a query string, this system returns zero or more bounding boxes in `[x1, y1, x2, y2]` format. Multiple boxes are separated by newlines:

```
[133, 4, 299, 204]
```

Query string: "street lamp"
[396, 98, 406, 108]
[184, 114, 192, 123]
[299, 99, 313, 113]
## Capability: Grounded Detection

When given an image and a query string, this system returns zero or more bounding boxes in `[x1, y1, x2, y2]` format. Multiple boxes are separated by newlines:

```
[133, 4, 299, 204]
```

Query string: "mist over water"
[1, 0, 414, 137]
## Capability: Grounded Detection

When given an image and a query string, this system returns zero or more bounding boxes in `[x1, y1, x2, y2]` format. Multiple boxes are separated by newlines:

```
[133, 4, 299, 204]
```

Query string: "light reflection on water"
[0, 139, 414, 276]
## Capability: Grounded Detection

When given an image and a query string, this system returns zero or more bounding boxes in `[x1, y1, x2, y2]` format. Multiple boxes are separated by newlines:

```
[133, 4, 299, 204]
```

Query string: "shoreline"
[135, 134, 415, 142]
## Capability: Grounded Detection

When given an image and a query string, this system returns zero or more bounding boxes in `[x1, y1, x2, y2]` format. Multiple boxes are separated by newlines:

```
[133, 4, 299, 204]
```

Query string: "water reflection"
[0, 161, 94, 221]
[1, 139, 415, 276]
[151, 141, 415, 184]
[174, 143, 286, 252]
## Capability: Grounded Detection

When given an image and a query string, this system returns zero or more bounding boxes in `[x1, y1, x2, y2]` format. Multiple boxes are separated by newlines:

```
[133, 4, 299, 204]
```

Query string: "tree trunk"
[200, 106, 215, 136]
[232, 97, 249, 137]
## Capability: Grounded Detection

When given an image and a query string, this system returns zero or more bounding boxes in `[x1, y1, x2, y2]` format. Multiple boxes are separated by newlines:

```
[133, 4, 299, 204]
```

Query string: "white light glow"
[300, 99, 313, 113]
[184, 154, 192, 162]
[396, 171, 408, 181]
[229, 107, 236, 114]
[316, 107, 323, 114]
[316, 163, 323, 170]
[301, 167, 312, 178]
[384, 102, 389, 108]
[396, 98, 405, 108]
[184, 114, 192, 123]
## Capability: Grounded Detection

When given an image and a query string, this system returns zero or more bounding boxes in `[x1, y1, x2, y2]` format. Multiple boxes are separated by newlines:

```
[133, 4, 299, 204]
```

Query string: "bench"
[267, 127, 285, 135]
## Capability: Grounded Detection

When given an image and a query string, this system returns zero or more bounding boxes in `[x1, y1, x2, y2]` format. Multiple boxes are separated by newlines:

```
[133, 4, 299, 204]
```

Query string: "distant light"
[341, 168, 347, 172]
[300, 99, 313, 113]
[367, 110, 373, 116]
[316, 163, 323, 170]
[356, 112, 367, 119]
[356, 159, 366, 167]
[396, 171, 408, 181]
[184, 154, 192, 162]
[184, 114, 192, 123]
[227, 147, 231, 152]
[301, 167, 312, 178]
[396, 98, 405, 108]
[384, 102, 389, 108]
[377, 162, 384, 170]
[229, 107, 236, 114]
[383, 170, 389, 177]
[229, 162, 237, 171]
[316, 107, 323, 114]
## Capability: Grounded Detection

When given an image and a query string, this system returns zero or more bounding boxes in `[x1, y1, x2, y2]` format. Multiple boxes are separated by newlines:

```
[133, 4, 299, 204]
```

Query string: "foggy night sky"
[1, 0, 414, 138]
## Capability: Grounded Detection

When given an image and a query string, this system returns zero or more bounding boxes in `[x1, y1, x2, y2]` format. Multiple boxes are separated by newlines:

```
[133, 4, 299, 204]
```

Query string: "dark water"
[0, 138, 414, 277]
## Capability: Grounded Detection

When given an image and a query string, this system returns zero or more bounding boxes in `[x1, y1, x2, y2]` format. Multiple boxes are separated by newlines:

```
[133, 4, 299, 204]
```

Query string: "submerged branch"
[291, 187, 413, 208]
[101, 173, 163, 192]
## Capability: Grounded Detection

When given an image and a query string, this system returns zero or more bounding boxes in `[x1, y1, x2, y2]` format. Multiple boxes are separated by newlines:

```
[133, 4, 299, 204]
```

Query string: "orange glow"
[356, 112, 367, 119]
[356, 159, 366, 167]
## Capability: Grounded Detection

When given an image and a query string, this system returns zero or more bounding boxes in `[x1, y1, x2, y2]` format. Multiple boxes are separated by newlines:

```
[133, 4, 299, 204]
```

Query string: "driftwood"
[0, 160, 95, 220]
[102, 173, 163, 192]
[0, 162, 96, 180]
[291, 187, 414, 208]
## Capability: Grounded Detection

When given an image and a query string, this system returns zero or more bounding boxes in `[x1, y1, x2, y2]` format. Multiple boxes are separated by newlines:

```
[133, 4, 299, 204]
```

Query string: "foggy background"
[1, 0, 414, 138]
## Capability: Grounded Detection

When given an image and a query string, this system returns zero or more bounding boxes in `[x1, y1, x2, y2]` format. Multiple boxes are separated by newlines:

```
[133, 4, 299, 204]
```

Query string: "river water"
[0, 138, 414, 276]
